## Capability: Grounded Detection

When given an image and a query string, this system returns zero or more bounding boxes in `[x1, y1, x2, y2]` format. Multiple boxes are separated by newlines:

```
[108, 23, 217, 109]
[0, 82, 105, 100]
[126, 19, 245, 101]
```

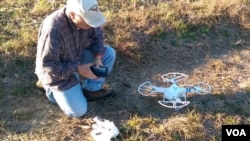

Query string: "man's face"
[70, 12, 92, 29]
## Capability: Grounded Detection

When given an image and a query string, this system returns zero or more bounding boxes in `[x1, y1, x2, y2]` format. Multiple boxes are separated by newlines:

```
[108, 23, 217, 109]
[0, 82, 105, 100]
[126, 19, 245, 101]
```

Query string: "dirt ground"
[104, 23, 250, 120]
[0, 22, 250, 140]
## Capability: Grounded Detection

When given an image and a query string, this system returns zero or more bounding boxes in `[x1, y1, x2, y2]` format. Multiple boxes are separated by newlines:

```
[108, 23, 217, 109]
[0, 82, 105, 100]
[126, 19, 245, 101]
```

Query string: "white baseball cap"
[67, 0, 106, 27]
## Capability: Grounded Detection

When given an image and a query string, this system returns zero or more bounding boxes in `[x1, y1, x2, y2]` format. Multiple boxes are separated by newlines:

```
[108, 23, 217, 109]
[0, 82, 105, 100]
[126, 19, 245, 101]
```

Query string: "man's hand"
[77, 63, 98, 79]
[94, 55, 103, 67]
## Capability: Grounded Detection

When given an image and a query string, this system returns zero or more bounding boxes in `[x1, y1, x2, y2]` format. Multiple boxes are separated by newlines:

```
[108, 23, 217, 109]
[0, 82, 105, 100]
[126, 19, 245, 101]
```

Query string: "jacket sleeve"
[88, 27, 106, 57]
[37, 27, 78, 82]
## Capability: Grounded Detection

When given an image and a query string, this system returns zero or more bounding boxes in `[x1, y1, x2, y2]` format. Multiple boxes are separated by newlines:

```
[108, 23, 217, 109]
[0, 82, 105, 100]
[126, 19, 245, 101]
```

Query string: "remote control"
[90, 65, 109, 77]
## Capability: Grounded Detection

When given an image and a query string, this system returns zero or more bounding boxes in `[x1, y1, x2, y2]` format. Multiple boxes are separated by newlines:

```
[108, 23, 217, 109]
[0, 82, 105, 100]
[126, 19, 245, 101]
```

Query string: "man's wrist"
[95, 55, 102, 59]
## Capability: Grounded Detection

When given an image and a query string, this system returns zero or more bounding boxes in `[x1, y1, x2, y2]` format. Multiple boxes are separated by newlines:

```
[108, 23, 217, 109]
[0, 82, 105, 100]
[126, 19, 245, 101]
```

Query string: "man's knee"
[73, 110, 87, 117]
[105, 46, 116, 58]
[64, 107, 88, 118]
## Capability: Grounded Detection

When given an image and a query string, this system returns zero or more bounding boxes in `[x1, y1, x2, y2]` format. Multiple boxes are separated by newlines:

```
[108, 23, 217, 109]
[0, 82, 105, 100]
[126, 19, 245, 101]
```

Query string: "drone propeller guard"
[158, 100, 190, 110]
[161, 72, 188, 83]
[191, 82, 212, 95]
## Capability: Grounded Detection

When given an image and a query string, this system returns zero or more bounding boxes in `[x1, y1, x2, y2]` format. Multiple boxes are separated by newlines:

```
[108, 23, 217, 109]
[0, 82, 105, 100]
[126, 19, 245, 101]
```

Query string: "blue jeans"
[45, 46, 116, 117]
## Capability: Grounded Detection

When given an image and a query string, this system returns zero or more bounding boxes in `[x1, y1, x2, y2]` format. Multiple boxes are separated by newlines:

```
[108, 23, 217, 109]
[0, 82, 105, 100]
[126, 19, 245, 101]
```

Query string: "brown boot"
[82, 88, 114, 101]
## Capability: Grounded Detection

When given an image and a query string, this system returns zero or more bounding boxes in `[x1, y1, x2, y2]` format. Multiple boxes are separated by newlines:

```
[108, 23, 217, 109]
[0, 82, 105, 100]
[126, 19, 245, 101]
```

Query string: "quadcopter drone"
[138, 72, 212, 110]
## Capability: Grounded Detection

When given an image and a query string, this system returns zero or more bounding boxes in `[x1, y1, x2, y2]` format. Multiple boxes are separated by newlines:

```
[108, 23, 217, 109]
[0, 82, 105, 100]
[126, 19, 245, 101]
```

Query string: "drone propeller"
[161, 72, 188, 83]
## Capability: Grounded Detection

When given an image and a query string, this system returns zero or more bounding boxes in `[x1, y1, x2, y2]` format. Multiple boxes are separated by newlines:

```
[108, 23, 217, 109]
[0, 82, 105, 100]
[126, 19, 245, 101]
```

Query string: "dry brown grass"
[0, 0, 250, 140]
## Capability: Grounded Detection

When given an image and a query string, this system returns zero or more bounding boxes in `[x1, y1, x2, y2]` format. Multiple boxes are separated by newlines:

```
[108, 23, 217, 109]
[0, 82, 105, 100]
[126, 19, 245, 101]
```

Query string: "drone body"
[162, 83, 186, 100]
[138, 72, 211, 110]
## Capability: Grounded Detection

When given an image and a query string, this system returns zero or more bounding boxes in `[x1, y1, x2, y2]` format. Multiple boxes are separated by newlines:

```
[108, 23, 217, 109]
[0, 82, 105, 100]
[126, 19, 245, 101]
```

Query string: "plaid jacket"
[35, 7, 105, 90]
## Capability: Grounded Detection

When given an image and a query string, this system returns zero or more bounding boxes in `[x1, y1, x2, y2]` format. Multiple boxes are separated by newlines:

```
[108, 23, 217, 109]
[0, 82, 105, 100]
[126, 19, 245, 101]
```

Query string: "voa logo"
[226, 129, 246, 136]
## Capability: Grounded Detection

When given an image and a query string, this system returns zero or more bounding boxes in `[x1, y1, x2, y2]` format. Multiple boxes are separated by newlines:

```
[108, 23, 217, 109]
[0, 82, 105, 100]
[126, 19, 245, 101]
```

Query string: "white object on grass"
[91, 117, 120, 141]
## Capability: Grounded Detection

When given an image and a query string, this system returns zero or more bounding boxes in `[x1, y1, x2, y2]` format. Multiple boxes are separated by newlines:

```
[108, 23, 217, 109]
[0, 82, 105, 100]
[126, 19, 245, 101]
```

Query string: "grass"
[0, 0, 250, 140]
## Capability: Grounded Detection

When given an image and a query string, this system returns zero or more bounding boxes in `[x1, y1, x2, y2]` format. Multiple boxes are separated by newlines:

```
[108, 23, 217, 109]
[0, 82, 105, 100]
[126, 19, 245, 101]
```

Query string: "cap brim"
[82, 12, 106, 27]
